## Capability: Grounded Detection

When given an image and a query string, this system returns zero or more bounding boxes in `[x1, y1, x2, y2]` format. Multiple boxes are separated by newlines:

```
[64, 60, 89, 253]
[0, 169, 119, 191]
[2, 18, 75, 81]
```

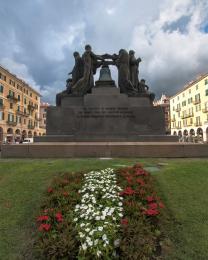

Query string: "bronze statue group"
[56, 45, 154, 106]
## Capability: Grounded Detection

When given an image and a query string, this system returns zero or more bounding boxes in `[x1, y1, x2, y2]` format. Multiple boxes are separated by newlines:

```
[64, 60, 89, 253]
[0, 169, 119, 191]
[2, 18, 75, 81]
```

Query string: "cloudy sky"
[0, 0, 208, 104]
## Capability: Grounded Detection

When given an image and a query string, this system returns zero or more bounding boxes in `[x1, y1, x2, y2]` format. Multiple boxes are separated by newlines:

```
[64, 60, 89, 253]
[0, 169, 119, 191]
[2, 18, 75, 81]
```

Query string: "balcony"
[16, 110, 30, 117]
[188, 112, 194, 117]
[194, 122, 202, 127]
[28, 125, 35, 129]
[181, 112, 194, 119]
[7, 95, 18, 102]
[7, 120, 17, 126]
[202, 107, 208, 113]
[193, 99, 201, 105]
[175, 107, 181, 112]
[171, 118, 176, 122]
[176, 126, 182, 129]
[28, 104, 36, 111]
[16, 110, 25, 116]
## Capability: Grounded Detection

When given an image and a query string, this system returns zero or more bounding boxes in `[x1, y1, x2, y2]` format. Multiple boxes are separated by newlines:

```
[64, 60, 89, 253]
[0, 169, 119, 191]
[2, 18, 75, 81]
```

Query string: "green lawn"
[0, 158, 208, 259]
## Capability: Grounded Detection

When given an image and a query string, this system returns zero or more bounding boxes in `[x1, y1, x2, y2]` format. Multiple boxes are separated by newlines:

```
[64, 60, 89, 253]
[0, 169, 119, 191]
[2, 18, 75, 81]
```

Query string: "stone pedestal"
[35, 85, 177, 142]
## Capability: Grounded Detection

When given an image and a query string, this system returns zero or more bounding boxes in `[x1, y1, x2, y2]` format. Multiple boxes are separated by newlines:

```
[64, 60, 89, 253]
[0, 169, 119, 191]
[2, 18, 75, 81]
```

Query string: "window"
[9, 90, 14, 97]
[196, 116, 201, 125]
[18, 95, 20, 101]
[24, 97, 27, 105]
[188, 97, 193, 104]
[189, 89, 191, 94]
[205, 79, 208, 85]
[30, 93, 32, 97]
[9, 79, 15, 87]
[0, 111, 4, 120]
[24, 119, 26, 124]
[182, 93, 185, 97]
[0, 85, 3, 93]
[182, 101, 186, 107]
[36, 96, 38, 100]
[195, 93, 200, 102]
[177, 96, 179, 100]
[0, 73, 6, 81]
[17, 105, 20, 111]
[205, 89, 208, 96]
[10, 103, 13, 109]
[26, 90, 28, 95]
[8, 113, 14, 122]
[0, 98, 3, 106]
[196, 84, 198, 90]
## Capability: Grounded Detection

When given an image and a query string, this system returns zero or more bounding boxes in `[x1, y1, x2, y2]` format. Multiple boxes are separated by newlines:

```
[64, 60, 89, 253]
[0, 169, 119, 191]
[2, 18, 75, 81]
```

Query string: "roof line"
[170, 72, 208, 99]
[0, 64, 41, 97]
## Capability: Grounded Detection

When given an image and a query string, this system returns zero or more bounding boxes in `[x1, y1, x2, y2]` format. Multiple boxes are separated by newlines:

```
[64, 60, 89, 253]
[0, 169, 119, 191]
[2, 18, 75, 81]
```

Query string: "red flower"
[148, 203, 158, 209]
[63, 191, 69, 197]
[159, 202, 165, 208]
[136, 178, 145, 186]
[146, 196, 155, 202]
[120, 187, 135, 196]
[38, 223, 51, 231]
[126, 176, 133, 184]
[143, 209, 159, 216]
[135, 169, 148, 176]
[47, 187, 53, 193]
[121, 218, 128, 225]
[56, 212, 63, 222]
[37, 215, 49, 222]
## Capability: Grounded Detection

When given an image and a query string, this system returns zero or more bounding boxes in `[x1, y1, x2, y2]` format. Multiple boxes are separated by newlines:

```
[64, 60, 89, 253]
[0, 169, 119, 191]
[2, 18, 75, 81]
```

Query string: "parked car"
[22, 138, 34, 144]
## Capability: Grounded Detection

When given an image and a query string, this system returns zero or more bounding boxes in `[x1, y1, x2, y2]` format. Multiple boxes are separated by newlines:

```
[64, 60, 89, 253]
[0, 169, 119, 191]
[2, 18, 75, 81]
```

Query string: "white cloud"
[106, 7, 116, 15]
[0, 58, 41, 93]
[1, 0, 208, 102]
[130, 0, 208, 96]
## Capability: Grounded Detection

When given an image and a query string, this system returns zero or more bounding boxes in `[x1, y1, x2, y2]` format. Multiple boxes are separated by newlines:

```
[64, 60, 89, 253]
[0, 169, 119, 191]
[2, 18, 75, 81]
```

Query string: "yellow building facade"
[0, 65, 44, 143]
[170, 73, 208, 142]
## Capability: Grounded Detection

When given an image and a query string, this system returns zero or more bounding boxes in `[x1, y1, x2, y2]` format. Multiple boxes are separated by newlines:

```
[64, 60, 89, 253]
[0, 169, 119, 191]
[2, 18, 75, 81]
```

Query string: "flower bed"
[34, 172, 83, 259]
[73, 168, 123, 258]
[117, 163, 165, 259]
[34, 164, 166, 259]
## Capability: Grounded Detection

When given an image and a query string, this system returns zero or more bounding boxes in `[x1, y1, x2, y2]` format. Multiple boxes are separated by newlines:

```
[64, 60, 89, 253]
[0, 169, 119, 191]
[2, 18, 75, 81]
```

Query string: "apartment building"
[170, 73, 208, 142]
[154, 94, 170, 134]
[0, 65, 43, 143]
[39, 102, 49, 135]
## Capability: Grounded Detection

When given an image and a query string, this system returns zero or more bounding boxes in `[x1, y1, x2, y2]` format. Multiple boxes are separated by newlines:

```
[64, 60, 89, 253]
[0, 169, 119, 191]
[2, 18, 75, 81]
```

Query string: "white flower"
[98, 226, 103, 231]
[82, 243, 87, 251]
[97, 250, 102, 257]
[102, 234, 107, 241]
[114, 239, 120, 247]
